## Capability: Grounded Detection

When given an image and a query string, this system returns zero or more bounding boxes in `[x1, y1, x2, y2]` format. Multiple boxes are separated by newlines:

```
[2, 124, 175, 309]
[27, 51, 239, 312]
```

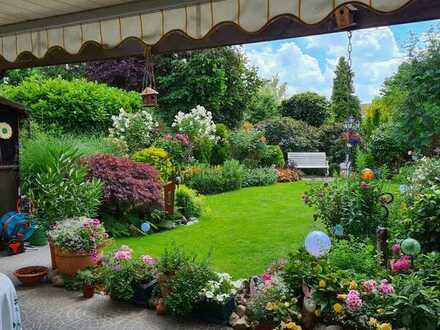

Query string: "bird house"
[335, 5, 355, 29]
[141, 87, 159, 107]
[0, 97, 27, 216]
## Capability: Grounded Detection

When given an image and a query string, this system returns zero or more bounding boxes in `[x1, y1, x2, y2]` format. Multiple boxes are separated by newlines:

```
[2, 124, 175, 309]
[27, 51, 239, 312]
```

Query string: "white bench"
[288, 152, 329, 176]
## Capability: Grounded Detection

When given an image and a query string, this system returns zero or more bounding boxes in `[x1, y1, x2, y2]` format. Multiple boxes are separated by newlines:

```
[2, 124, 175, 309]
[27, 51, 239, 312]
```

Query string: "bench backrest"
[288, 152, 328, 168]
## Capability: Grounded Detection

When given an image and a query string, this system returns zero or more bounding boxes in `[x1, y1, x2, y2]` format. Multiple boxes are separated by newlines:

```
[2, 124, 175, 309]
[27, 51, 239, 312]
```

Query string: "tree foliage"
[330, 57, 361, 122]
[280, 92, 329, 127]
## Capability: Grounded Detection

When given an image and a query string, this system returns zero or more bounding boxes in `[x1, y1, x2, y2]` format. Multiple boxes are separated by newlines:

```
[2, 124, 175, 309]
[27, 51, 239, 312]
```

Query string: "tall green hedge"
[0, 77, 142, 133]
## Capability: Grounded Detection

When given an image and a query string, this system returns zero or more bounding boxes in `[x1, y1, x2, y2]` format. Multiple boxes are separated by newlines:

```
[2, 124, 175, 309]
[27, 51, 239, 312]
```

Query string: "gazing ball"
[401, 238, 421, 256]
[361, 168, 375, 181]
[305, 231, 331, 258]
[334, 224, 344, 237]
[141, 222, 151, 233]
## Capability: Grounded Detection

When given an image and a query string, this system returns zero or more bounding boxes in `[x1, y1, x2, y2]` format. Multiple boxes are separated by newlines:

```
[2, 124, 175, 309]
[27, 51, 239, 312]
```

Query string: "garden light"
[401, 238, 421, 256]
[305, 231, 331, 258]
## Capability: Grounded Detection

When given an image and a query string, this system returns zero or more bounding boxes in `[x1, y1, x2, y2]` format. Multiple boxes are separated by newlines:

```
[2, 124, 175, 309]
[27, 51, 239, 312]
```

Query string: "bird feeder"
[141, 47, 158, 107]
[335, 5, 356, 29]
[0, 97, 27, 216]
[141, 87, 159, 107]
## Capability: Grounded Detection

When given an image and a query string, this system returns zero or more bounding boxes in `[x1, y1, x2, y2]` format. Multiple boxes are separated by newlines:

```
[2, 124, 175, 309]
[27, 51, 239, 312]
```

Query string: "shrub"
[229, 125, 267, 167]
[396, 158, 440, 252]
[0, 77, 142, 133]
[210, 123, 231, 165]
[172, 105, 218, 163]
[132, 147, 173, 182]
[100, 246, 156, 303]
[28, 150, 102, 231]
[260, 145, 285, 168]
[328, 237, 380, 277]
[109, 108, 159, 152]
[258, 117, 321, 157]
[305, 175, 389, 238]
[183, 160, 243, 194]
[242, 167, 278, 187]
[82, 154, 163, 213]
[280, 92, 329, 127]
[276, 168, 301, 182]
[175, 185, 203, 219]
[155, 133, 193, 170]
[367, 123, 405, 169]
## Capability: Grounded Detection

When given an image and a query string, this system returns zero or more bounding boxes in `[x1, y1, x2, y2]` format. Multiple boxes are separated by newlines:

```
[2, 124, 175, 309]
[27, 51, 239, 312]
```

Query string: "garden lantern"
[141, 47, 158, 108]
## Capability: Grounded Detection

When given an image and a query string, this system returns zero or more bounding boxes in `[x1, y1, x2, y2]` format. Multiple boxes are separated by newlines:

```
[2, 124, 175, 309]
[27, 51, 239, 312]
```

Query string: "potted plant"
[247, 286, 301, 330]
[193, 272, 238, 325]
[77, 268, 97, 298]
[100, 246, 157, 305]
[47, 217, 110, 276]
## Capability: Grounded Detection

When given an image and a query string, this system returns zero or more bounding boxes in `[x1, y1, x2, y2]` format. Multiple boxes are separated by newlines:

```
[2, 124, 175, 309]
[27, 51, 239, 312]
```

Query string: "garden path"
[0, 246, 230, 330]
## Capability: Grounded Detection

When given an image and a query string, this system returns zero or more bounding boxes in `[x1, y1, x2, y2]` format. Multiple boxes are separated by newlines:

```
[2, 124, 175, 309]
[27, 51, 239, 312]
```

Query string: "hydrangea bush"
[109, 108, 159, 152]
[172, 105, 218, 142]
[47, 217, 109, 259]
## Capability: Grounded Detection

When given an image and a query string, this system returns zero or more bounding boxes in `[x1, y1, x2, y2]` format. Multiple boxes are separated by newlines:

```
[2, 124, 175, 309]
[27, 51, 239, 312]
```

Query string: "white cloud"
[244, 26, 405, 102]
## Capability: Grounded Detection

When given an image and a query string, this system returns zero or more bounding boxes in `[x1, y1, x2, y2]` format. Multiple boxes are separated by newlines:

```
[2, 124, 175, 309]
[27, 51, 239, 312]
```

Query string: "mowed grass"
[113, 182, 319, 279]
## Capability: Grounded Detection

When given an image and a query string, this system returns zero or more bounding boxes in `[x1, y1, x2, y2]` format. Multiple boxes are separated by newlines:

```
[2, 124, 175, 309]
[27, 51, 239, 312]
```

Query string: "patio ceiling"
[0, 0, 439, 70]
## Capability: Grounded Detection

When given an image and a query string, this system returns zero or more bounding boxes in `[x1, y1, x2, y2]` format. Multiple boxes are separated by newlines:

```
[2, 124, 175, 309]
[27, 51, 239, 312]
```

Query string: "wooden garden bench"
[287, 152, 329, 176]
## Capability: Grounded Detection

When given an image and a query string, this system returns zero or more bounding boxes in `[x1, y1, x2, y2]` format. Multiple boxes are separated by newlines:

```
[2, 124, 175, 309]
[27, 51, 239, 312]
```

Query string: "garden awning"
[0, 0, 439, 70]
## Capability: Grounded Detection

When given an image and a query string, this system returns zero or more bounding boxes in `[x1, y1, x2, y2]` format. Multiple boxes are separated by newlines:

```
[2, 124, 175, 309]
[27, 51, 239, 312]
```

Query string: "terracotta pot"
[83, 285, 95, 298]
[14, 266, 48, 286]
[53, 245, 104, 276]
[156, 299, 167, 315]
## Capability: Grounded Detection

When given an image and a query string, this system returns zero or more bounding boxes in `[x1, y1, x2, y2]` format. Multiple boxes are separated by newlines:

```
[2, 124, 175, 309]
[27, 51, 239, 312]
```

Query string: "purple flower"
[141, 255, 156, 266]
[114, 245, 133, 260]
[360, 182, 371, 190]
[346, 290, 363, 311]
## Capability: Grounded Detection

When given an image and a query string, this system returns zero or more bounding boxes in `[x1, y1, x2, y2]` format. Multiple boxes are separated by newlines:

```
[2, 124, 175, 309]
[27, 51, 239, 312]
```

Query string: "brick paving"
[0, 245, 230, 330]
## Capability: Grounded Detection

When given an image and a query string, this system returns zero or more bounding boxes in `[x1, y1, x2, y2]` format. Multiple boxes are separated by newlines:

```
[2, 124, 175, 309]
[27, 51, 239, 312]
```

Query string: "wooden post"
[376, 227, 389, 268]
[163, 180, 176, 215]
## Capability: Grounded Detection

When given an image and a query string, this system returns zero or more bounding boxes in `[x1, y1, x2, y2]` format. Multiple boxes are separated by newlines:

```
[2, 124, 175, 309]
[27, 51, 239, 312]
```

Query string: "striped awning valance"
[0, 0, 437, 69]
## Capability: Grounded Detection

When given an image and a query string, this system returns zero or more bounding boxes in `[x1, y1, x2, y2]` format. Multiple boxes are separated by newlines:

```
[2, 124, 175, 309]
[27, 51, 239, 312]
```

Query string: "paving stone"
[0, 245, 230, 330]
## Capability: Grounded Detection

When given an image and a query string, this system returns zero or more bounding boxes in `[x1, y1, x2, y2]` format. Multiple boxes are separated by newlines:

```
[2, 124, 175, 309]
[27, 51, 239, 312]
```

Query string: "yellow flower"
[368, 318, 379, 327]
[349, 280, 358, 289]
[266, 302, 276, 311]
[337, 294, 347, 301]
[333, 303, 344, 314]
[319, 279, 327, 288]
[285, 322, 302, 330]
[314, 309, 321, 317]
[377, 308, 385, 314]
[377, 323, 392, 330]
[242, 121, 254, 131]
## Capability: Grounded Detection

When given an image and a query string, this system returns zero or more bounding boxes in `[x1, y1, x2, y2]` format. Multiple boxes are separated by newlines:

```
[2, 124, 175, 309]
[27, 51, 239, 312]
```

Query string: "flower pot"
[156, 299, 167, 315]
[192, 297, 235, 325]
[133, 279, 158, 306]
[53, 245, 104, 276]
[83, 285, 95, 298]
[29, 227, 48, 246]
[14, 266, 48, 286]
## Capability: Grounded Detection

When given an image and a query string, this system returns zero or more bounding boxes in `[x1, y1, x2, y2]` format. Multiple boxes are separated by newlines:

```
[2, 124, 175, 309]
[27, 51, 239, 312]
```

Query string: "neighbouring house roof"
[0, 0, 438, 70]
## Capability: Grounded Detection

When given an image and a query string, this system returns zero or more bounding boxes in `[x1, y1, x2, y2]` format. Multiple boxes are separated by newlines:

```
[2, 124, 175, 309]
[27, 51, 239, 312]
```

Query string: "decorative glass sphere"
[401, 238, 421, 256]
[141, 222, 151, 233]
[305, 231, 332, 258]
[334, 224, 344, 237]
[361, 168, 375, 181]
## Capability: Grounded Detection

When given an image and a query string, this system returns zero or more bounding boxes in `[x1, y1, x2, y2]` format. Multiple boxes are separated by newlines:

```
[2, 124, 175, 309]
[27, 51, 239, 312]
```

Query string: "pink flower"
[114, 245, 133, 260]
[362, 280, 377, 294]
[261, 272, 272, 283]
[391, 256, 411, 272]
[392, 244, 401, 255]
[346, 290, 363, 311]
[378, 280, 394, 295]
[142, 255, 156, 266]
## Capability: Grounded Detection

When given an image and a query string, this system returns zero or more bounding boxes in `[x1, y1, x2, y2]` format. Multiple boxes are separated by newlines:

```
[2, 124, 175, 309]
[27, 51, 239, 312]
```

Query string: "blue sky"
[243, 19, 440, 103]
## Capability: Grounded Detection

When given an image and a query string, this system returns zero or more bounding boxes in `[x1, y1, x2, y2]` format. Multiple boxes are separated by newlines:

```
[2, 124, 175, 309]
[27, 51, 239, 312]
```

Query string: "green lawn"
[114, 182, 319, 278]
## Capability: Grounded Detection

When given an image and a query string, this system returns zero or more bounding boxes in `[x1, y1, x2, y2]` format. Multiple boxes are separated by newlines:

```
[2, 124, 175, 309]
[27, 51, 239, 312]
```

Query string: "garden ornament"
[334, 224, 344, 237]
[305, 231, 331, 258]
[401, 238, 421, 256]
[0, 122, 12, 139]
[140, 222, 151, 233]
[360, 168, 375, 181]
